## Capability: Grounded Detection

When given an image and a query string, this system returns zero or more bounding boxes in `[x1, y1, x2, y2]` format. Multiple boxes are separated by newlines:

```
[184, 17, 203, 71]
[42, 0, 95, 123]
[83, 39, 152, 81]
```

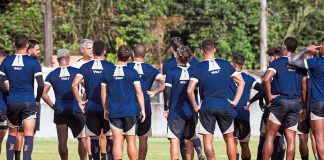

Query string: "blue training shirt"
[162, 57, 199, 75]
[45, 66, 81, 112]
[0, 65, 7, 111]
[191, 58, 237, 111]
[268, 57, 306, 101]
[305, 57, 324, 103]
[0, 54, 42, 105]
[128, 62, 162, 116]
[102, 65, 141, 118]
[229, 72, 257, 121]
[165, 66, 194, 120]
[77, 59, 114, 111]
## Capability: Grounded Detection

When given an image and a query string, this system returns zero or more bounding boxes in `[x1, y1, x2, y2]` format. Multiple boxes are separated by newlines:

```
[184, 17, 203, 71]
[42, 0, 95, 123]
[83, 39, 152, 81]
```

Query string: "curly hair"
[177, 46, 192, 64]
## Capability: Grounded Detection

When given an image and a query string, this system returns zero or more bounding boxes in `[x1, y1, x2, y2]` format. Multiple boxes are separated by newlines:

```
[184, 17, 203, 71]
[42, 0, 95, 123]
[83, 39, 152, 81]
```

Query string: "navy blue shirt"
[128, 62, 161, 116]
[0, 54, 42, 105]
[162, 57, 199, 75]
[268, 57, 306, 101]
[165, 66, 194, 119]
[102, 65, 141, 118]
[45, 66, 81, 112]
[229, 72, 257, 121]
[78, 60, 114, 111]
[0, 65, 7, 111]
[305, 57, 324, 103]
[191, 59, 237, 111]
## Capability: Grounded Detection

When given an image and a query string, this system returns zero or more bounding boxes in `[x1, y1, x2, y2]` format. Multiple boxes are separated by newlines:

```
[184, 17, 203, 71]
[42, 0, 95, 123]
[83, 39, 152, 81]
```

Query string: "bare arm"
[187, 80, 199, 111]
[72, 75, 86, 111]
[135, 83, 146, 122]
[42, 84, 54, 110]
[101, 83, 109, 120]
[148, 74, 165, 98]
[301, 78, 307, 109]
[263, 70, 277, 101]
[0, 75, 8, 95]
[289, 45, 322, 68]
[231, 73, 245, 106]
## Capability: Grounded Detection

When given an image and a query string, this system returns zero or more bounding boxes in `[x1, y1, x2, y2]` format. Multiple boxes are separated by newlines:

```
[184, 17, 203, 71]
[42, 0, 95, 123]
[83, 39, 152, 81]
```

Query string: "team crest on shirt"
[59, 67, 70, 80]
[92, 60, 103, 74]
[133, 63, 144, 77]
[208, 59, 221, 74]
[287, 64, 296, 72]
[12, 55, 24, 70]
[113, 66, 124, 80]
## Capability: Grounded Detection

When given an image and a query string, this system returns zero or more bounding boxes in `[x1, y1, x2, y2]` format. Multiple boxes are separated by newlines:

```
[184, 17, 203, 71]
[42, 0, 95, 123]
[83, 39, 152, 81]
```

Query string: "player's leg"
[183, 115, 197, 160]
[69, 110, 87, 160]
[85, 111, 103, 160]
[284, 128, 297, 160]
[256, 135, 265, 160]
[15, 129, 23, 160]
[192, 138, 205, 160]
[311, 119, 324, 160]
[106, 136, 113, 160]
[256, 111, 268, 160]
[233, 119, 240, 160]
[202, 134, 214, 160]
[310, 130, 319, 160]
[109, 118, 125, 159]
[170, 138, 180, 160]
[7, 127, 18, 160]
[167, 117, 187, 160]
[0, 129, 6, 154]
[262, 119, 281, 159]
[137, 116, 151, 160]
[298, 133, 309, 160]
[101, 114, 113, 160]
[239, 120, 251, 160]
[86, 136, 92, 160]
[124, 117, 138, 160]
[179, 138, 186, 160]
[184, 139, 194, 160]
[0, 110, 8, 154]
[100, 131, 107, 160]
[217, 110, 236, 160]
[56, 124, 69, 160]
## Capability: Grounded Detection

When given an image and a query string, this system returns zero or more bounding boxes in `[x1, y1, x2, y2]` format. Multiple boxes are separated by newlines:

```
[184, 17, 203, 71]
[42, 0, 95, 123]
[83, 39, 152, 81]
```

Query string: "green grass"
[0, 137, 316, 160]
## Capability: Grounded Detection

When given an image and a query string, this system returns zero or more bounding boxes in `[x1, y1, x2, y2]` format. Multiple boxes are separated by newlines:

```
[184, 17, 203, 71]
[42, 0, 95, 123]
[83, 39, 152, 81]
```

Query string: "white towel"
[133, 62, 144, 75]
[12, 55, 24, 67]
[59, 67, 70, 77]
[179, 67, 190, 80]
[113, 66, 125, 77]
[208, 59, 221, 71]
[91, 60, 103, 70]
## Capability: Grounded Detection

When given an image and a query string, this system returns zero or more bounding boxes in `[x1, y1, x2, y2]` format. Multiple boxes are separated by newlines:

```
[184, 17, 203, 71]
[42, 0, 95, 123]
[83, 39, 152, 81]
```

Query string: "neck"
[83, 56, 92, 61]
[59, 60, 69, 67]
[283, 51, 292, 57]
[178, 63, 186, 67]
[204, 52, 215, 60]
[116, 61, 127, 66]
[134, 57, 144, 62]
[93, 55, 103, 60]
[16, 49, 26, 54]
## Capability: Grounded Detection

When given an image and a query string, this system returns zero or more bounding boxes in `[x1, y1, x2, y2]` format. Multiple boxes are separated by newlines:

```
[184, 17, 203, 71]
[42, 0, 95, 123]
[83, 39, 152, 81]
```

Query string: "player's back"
[163, 57, 199, 75]
[78, 59, 114, 110]
[45, 66, 80, 111]
[166, 66, 194, 119]
[102, 65, 140, 118]
[1, 54, 42, 104]
[306, 57, 324, 103]
[191, 58, 237, 111]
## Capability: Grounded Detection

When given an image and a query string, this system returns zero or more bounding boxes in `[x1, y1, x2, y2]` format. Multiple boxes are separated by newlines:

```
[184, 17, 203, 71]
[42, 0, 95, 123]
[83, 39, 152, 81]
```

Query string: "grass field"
[0, 137, 316, 160]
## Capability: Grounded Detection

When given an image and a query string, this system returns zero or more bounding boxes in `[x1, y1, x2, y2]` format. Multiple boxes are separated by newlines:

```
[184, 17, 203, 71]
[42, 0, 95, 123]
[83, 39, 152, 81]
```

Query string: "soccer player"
[73, 39, 93, 160]
[187, 39, 245, 160]
[0, 33, 44, 160]
[101, 45, 146, 160]
[288, 40, 323, 160]
[256, 46, 286, 160]
[42, 49, 87, 160]
[0, 48, 7, 154]
[262, 37, 307, 160]
[72, 40, 114, 160]
[163, 37, 205, 160]
[164, 45, 196, 160]
[128, 45, 165, 160]
[229, 54, 265, 160]
[27, 39, 41, 58]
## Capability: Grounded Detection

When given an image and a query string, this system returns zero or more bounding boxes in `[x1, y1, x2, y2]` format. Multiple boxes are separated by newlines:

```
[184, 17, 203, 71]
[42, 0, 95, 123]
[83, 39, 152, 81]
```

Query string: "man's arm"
[147, 74, 165, 98]
[72, 75, 86, 111]
[42, 84, 54, 110]
[263, 70, 277, 101]
[231, 73, 245, 106]
[134, 83, 146, 122]
[101, 83, 109, 120]
[289, 45, 322, 68]
[187, 80, 199, 111]
[249, 82, 266, 104]
[35, 75, 44, 102]
[0, 75, 8, 95]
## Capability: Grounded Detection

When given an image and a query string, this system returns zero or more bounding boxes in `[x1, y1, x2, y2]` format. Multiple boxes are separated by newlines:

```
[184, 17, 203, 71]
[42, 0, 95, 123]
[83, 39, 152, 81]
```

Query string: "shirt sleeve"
[33, 61, 42, 77]
[132, 70, 141, 85]
[0, 65, 5, 76]
[267, 60, 279, 74]
[165, 71, 172, 87]
[44, 72, 52, 86]
[305, 58, 318, 70]
[151, 67, 162, 80]
[76, 65, 85, 78]
[190, 66, 199, 83]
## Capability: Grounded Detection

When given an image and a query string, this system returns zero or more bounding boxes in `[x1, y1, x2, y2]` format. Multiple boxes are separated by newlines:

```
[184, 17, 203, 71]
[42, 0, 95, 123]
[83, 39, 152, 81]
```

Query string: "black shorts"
[7, 102, 37, 127]
[85, 110, 110, 137]
[260, 110, 284, 136]
[54, 109, 86, 138]
[137, 116, 151, 137]
[167, 115, 197, 140]
[234, 118, 251, 142]
[297, 117, 310, 134]
[310, 102, 324, 120]
[0, 109, 7, 130]
[198, 109, 233, 135]
[109, 116, 137, 136]
[269, 98, 302, 131]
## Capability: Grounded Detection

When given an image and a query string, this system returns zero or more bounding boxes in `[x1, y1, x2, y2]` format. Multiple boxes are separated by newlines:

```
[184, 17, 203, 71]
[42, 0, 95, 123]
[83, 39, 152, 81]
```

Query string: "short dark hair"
[267, 46, 282, 57]
[117, 45, 132, 62]
[0, 48, 7, 57]
[232, 53, 245, 66]
[134, 45, 146, 58]
[14, 33, 29, 50]
[201, 39, 216, 52]
[177, 46, 192, 64]
[320, 38, 324, 44]
[170, 37, 183, 52]
[93, 40, 106, 56]
[284, 37, 298, 52]
[27, 39, 40, 51]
